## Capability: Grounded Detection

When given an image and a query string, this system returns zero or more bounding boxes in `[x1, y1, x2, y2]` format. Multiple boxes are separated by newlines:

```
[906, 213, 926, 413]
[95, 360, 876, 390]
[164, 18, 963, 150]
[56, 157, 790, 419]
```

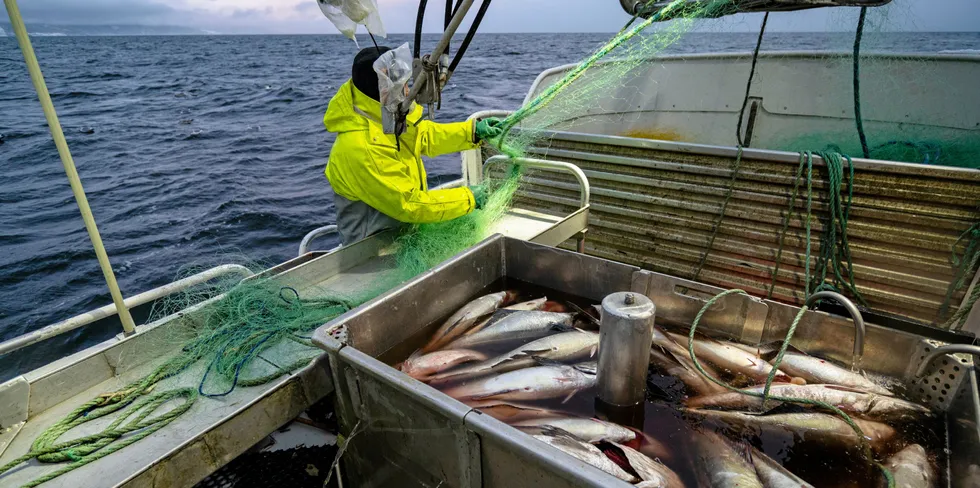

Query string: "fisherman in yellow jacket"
[324, 46, 503, 245]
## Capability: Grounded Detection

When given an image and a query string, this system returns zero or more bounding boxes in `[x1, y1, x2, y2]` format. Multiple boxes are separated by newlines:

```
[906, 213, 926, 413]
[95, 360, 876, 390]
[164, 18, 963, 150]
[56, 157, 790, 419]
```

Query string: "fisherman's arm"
[416, 119, 480, 158]
[355, 148, 475, 223]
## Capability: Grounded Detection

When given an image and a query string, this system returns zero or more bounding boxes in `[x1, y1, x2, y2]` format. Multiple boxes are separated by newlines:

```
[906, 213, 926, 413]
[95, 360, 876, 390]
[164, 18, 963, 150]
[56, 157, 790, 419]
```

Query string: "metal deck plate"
[0, 348, 329, 488]
[0, 199, 591, 488]
[489, 208, 564, 241]
[0, 237, 399, 488]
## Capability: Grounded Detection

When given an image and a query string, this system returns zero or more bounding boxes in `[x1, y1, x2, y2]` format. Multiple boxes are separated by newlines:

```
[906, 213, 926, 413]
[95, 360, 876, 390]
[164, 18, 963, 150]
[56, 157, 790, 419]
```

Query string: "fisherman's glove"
[469, 185, 489, 210]
[475, 117, 505, 142]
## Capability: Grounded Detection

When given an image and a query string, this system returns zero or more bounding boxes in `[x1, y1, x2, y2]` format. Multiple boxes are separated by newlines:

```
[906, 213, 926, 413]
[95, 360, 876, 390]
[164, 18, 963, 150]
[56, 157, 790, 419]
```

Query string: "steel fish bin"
[311, 235, 980, 488]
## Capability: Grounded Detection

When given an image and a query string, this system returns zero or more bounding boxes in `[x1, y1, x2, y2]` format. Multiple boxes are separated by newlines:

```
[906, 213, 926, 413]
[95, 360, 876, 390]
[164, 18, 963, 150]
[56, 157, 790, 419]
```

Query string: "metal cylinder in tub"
[597, 292, 656, 408]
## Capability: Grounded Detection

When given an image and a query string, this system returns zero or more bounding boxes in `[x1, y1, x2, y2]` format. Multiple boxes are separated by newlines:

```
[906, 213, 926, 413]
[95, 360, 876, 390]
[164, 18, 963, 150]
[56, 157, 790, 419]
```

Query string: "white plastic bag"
[317, 0, 386, 42]
[373, 43, 413, 114]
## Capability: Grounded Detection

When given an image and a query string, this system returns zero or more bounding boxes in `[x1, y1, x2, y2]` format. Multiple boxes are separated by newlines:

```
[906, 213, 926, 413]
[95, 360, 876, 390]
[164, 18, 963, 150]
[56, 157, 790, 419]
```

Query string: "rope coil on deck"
[0, 284, 352, 488]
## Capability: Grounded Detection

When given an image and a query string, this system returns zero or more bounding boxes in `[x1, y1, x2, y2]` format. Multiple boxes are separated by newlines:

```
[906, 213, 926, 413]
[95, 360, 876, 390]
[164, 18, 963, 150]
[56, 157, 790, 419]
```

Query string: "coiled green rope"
[812, 149, 865, 305]
[685, 288, 893, 487]
[0, 284, 351, 488]
[0, 356, 198, 488]
[766, 150, 865, 306]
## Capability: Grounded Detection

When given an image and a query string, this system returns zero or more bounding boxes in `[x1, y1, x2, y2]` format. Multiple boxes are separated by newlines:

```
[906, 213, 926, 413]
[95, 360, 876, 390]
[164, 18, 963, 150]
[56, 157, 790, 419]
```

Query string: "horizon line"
[2, 29, 979, 35]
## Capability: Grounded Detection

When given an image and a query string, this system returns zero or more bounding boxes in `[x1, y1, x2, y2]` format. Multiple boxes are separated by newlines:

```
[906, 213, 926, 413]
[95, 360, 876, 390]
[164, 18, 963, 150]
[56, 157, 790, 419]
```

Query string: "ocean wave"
[51, 90, 103, 99]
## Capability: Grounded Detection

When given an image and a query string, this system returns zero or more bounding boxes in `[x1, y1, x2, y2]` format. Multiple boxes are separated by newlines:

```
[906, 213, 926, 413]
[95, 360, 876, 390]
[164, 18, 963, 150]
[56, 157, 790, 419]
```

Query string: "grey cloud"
[4, 0, 179, 25]
[2, 0, 977, 33]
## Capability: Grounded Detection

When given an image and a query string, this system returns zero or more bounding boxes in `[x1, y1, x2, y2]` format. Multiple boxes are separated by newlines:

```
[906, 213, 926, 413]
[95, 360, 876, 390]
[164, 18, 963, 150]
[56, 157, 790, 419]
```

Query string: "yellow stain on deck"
[620, 128, 687, 142]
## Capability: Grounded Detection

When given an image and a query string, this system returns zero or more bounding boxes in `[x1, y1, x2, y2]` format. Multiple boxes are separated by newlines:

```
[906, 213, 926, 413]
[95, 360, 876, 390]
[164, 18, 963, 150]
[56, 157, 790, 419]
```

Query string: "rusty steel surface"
[491, 132, 980, 327]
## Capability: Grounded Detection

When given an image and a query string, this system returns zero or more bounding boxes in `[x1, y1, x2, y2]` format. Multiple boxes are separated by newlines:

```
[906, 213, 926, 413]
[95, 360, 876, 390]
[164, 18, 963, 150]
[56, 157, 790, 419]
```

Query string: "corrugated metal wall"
[496, 132, 980, 327]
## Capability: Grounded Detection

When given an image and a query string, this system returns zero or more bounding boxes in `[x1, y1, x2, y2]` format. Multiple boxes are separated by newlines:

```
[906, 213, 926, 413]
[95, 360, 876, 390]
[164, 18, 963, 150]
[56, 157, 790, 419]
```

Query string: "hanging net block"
[627, 0, 891, 19]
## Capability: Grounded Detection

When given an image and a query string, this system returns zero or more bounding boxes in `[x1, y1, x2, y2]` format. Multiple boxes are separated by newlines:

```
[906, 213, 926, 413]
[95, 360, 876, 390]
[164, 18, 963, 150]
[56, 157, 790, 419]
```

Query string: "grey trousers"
[334, 193, 406, 245]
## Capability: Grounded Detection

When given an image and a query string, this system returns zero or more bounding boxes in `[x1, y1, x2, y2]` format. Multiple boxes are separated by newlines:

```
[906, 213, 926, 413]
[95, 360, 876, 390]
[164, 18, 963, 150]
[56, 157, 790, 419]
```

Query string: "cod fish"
[884, 444, 936, 488]
[749, 446, 814, 488]
[686, 410, 896, 453]
[686, 384, 930, 421]
[465, 298, 550, 336]
[467, 400, 562, 423]
[608, 442, 684, 488]
[689, 430, 763, 488]
[513, 416, 635, 443]
[442, 362, 597, 402]
[430, 330, 599, 383]
[649, 346, 727, 396]
[448, 311, 576, 349]
[532, 434, 638, 483]
[399, 349, 487, 380]
[423, 290, 516, 352]
[507, 297, 549, 311]
[775, 351, 893, 396]
[652, 326, 689, 358]
[666, 332, 793, 383]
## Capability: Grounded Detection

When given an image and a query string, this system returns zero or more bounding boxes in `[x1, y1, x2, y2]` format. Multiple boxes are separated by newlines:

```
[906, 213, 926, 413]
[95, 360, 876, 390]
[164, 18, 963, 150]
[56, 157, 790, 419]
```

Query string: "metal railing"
[0, 265, 253, 356]
[483, 155, 591, 209]
[483, 155, 591, 252]
[299, 180, 474, 256]
[299, 225, 341, 256]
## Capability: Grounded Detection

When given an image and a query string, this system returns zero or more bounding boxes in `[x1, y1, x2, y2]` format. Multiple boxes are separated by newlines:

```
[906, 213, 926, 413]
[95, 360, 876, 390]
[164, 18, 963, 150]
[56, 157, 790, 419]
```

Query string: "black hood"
[351, 45, 391, 101]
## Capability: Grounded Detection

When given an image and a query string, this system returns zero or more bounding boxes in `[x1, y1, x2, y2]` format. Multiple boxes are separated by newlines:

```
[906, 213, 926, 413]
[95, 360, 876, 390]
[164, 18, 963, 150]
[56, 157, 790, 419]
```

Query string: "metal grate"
[194, 445, 339, 488]
[912, 339, 975, 411]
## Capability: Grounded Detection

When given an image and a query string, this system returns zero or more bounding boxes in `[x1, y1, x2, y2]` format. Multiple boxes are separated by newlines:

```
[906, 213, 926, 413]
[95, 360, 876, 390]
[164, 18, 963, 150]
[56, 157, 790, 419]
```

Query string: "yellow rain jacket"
[324, 80, 478, 227]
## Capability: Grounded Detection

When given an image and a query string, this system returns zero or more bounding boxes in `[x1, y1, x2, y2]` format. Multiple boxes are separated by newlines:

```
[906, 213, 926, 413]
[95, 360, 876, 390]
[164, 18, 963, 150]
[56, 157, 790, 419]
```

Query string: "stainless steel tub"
[312, 235, 980, 487]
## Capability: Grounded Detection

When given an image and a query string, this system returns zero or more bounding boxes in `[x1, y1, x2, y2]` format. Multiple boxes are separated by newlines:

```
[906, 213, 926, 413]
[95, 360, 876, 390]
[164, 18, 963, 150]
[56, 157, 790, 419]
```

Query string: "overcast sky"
[2, 0, 978, 34]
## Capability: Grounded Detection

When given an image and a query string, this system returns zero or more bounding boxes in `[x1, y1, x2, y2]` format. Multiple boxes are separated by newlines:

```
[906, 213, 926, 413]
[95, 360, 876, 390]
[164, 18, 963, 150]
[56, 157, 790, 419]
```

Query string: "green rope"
[853, 7, 870, 159]
[812, 149, 866, 306]
[766, 150, 865, 306]
[0, 381, 197, 487]
[939, 222, 980, 328]
[946, 283, 980, 331]
[693, 146, 743, 281]
[767, 153, 807, 299]
[0, 283, 352, 488]
[686, 288, 893, 487]
[804, 152, 814, 297]
[735, 12, 768, 147]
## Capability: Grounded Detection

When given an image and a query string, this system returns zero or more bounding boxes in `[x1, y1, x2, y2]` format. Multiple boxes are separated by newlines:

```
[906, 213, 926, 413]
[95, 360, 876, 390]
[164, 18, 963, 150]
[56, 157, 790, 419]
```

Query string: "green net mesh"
[497, 0, 735, 158]
[394, 166, 522, 277]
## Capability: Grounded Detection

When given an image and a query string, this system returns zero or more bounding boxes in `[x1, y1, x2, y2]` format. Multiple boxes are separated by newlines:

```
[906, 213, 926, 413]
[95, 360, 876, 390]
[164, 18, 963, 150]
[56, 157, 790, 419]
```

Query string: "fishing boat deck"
[0, 235, 401, 488]
[489, 208, 574, 243]
[0, 205, 591, 488]
[0, 351, 329, 488]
